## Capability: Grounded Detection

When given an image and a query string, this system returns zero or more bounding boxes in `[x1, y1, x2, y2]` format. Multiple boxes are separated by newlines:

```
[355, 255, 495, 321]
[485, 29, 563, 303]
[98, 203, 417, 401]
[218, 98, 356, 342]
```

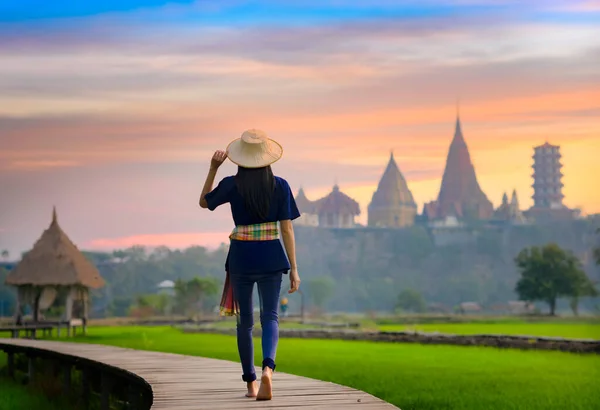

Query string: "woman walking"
[199, 129, 301, 400]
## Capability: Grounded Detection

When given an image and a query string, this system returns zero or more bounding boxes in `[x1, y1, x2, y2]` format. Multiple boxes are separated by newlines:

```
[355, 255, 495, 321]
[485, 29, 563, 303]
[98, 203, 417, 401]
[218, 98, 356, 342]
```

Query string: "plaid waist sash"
[220, 222, 279, 316]
[229, 221, 279, 241]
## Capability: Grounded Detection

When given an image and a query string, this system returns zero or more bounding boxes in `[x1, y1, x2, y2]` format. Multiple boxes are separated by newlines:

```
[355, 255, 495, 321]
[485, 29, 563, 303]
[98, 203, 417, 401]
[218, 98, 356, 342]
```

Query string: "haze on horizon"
[1, 0, 599, 256]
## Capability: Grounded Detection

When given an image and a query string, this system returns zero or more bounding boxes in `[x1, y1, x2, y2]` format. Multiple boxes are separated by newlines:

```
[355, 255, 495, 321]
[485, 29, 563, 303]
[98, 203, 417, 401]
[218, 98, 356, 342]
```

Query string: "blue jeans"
[230, 271, 283, 382]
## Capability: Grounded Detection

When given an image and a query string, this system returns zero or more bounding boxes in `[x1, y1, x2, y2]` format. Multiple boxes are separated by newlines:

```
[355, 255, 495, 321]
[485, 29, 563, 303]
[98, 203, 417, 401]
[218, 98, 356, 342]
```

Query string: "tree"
[395, 289, 427, 313]
[1, 250, 8, 261]
[569, 278, 598, 316]
[305, 276, 335, 310]
[515, 243, 597, 315]
[174, 277, 219, 317]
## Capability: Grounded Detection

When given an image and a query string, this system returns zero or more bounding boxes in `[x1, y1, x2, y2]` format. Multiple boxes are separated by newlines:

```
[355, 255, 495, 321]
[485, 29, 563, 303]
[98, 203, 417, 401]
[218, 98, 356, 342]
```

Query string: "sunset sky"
[1, 0, 599, 256]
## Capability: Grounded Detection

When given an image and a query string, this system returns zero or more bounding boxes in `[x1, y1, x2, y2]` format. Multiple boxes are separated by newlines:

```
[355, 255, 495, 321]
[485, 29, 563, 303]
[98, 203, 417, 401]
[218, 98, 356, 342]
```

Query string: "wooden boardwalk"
[1, 339, 399, 409]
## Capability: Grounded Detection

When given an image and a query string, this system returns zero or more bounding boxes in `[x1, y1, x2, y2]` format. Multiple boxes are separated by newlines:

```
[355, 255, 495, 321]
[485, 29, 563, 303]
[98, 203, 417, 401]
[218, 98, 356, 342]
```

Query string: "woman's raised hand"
[210, 150, 227, 170]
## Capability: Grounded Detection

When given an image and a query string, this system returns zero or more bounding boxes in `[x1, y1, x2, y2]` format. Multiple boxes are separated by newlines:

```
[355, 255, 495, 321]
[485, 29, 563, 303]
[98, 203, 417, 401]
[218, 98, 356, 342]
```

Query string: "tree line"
[1, 223, 599, 318]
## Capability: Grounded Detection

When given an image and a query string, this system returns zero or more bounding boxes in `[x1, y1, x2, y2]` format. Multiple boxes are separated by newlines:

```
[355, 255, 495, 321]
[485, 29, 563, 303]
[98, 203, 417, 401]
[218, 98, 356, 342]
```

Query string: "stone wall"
[180, 326, 600, 354]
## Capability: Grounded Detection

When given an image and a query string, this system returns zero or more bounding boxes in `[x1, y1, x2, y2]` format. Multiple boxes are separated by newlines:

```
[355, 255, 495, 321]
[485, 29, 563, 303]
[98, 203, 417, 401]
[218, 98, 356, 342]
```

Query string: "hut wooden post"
[82, 288, 89, 335]
[13, 290, 23, 324]
[64, 287, 74, 322]
[32, 287, 42, 323]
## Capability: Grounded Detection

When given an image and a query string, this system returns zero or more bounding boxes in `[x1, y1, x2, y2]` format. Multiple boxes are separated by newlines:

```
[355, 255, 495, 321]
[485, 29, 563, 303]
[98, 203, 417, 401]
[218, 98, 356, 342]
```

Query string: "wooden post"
[127, 385, 141, 409]
[63, 364, 72, 396]
[299, 289, 306, 323]
[28, 356, 35, 383]
[100, 372, 115, 410]
[7, 352, 15, 379]
[81, 367, 90, 408]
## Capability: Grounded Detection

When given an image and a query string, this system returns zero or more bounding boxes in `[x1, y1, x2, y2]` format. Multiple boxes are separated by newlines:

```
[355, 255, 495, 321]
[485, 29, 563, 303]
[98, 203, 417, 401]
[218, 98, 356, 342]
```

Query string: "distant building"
[423, 116, 494, 222]
[525, 142, 575, 221]
[532, 142, 565, 208]
[316, 184, 361, 228]
[493, 189, 528, 225]
[368, 151, 417, 228]
[157, 280, 175, 296]
[294, 188, 319, 227]
[428, 215, 476, 246]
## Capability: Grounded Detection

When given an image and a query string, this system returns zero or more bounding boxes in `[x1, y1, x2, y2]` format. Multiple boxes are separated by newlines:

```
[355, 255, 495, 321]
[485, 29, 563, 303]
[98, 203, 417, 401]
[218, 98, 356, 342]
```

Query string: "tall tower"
[423, 115, 494, 221]
[532, 142, 564, 209]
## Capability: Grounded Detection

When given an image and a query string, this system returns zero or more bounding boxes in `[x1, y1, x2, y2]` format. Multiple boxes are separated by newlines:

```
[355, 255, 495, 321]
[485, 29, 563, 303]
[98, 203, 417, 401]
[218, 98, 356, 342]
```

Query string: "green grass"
[0, 377, 69, 410]
[202, 318, 318, 329]
[48, 326, 600, 410]
[378, 322, 600, 339]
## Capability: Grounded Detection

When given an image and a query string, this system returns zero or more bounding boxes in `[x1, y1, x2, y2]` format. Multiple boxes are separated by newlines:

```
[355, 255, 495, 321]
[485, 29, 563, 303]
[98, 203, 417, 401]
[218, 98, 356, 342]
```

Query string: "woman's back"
[206, 175, 297, 227]
[205, 174, 299, 274]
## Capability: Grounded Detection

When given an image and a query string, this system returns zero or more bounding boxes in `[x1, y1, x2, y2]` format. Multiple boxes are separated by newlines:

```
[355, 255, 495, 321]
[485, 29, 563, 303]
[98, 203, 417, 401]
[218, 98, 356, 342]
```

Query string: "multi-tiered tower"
[526, 142, 575, 221]
[531, 142, 564, 209]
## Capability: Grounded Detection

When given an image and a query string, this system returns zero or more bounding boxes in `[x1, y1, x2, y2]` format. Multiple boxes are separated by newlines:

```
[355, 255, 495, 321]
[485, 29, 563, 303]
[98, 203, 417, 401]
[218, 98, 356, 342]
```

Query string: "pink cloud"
[552, 0, 600, 11]
[86, 231, 232, 251]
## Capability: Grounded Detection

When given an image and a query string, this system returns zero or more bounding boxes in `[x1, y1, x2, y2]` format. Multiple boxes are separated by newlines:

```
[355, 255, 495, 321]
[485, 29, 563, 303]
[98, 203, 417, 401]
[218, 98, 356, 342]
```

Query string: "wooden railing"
[0, 340, 152, 409]
[1, 339, 400, 410]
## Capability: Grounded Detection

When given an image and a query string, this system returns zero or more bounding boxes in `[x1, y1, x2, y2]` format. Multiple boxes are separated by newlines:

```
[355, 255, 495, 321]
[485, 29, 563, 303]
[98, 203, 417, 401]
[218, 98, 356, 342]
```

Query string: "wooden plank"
[0, 339, 399, 409]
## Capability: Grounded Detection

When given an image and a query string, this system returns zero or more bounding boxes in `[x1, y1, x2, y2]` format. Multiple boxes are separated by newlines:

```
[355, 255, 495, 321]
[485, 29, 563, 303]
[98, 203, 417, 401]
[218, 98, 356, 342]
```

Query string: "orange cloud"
[6, 160, 81, 171]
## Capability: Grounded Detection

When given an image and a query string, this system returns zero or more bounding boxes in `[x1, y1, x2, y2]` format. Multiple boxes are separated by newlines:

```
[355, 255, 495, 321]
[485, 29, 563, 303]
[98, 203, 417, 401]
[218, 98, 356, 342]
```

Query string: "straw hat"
[226, 129, 283, 168]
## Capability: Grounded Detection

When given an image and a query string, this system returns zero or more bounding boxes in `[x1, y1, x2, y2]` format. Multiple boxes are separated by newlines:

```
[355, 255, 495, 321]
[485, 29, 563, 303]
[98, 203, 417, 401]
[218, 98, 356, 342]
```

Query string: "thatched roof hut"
[5, 207, 104, 289]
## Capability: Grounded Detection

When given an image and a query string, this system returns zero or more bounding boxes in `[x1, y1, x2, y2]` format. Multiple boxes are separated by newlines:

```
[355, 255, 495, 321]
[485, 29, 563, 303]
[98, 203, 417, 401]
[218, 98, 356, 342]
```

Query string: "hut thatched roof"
[5, 208, 105, 289]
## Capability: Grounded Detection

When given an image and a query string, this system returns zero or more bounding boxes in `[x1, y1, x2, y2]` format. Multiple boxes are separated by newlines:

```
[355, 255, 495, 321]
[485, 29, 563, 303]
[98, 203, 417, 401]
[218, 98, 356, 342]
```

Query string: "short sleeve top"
[204, 175, 301, 274]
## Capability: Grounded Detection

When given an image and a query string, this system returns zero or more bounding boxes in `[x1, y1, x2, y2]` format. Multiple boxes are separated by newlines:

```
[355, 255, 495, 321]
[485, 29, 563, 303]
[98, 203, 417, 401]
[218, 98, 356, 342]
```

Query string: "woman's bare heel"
[256, 368, 273, 401]
[246, 381, 258, 398]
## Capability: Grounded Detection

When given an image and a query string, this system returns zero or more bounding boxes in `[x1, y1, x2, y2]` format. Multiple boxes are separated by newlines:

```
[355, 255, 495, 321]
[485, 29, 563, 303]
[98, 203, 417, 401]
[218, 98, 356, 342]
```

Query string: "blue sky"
[2, 0, 595, 25]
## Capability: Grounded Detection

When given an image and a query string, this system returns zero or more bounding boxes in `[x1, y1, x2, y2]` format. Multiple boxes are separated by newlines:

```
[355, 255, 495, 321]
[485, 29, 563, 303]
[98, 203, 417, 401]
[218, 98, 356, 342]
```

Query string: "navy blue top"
[205, 175, 301, 274]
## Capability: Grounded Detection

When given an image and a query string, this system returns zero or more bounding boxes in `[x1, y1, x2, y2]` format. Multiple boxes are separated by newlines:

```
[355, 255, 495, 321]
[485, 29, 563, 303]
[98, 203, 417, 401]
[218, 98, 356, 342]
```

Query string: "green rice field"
[47, 326, 600, 410]
[201, 317, 600, 339]
[377, 322, 600, 339]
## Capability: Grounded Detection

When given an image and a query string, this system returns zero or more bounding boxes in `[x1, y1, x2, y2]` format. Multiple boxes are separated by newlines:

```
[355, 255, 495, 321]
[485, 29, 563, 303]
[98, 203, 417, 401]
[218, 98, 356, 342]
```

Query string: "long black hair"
[235, 165, 275, 220]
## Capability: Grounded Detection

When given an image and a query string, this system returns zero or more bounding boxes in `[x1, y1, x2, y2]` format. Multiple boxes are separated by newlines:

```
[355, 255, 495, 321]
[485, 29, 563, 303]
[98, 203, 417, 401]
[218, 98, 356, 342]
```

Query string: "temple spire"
[368, 149, 417, 227]
[454, 98, 465, 143]
[511, 189, 519, 207]
[433, 114, 494, 220]
[454, 116, 463, 142]
[51, 206, 57, 225]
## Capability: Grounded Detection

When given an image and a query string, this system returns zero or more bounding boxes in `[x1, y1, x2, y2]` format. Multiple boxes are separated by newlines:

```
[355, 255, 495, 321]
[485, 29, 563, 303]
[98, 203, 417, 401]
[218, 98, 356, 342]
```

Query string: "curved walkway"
[1, 339, 399, 409]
